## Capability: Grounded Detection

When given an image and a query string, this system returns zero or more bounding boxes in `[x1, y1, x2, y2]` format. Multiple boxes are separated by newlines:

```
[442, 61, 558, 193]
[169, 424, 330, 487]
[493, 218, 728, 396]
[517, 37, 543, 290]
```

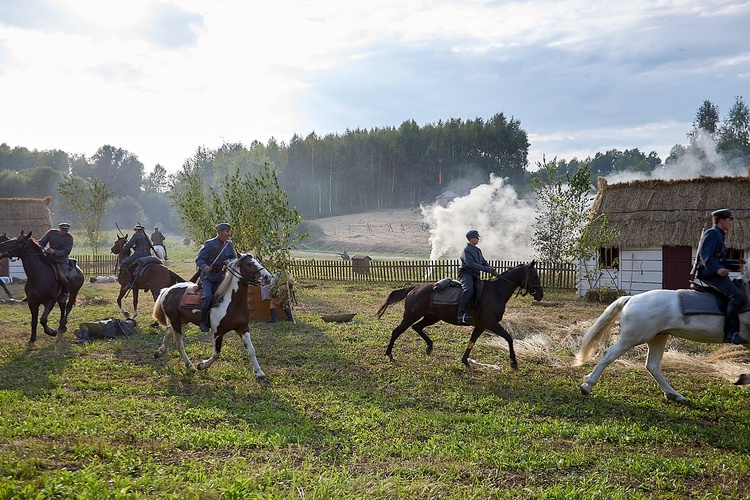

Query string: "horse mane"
[213, 258, 241, 298]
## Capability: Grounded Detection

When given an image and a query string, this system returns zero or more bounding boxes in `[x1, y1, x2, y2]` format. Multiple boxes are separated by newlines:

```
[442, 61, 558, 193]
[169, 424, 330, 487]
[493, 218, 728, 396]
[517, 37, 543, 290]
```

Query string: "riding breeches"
[700, 274, 744, 334]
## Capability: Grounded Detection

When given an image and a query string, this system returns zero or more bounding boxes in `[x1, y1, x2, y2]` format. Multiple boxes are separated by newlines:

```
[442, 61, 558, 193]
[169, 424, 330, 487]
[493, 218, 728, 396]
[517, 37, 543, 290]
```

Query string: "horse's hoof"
[45, 329, 57, 337]
[580, 383, 592, 396]
[510, 362, 518, 371]
[58, 327, 67, 334]
[257, 375, 268, 384]
[425, 346, 433, 356]
[153, 351, 163, 359]
[123, 311, 131, 319]
[733, 374, 750, 385]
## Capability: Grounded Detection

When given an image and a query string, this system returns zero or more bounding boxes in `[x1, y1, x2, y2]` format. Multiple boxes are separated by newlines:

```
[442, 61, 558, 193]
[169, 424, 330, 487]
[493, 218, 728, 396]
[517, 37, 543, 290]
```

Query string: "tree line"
[1, 97, 749, 235]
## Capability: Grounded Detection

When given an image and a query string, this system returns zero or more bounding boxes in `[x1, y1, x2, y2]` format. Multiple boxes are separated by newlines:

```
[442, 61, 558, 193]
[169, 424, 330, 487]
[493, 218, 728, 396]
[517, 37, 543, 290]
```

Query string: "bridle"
[225, 255, 267, 285]
[498, 264, 542, 298]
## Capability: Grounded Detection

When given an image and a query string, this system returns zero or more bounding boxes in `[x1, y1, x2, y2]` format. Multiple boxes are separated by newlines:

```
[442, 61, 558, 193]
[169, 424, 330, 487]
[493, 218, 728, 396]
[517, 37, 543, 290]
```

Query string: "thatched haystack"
[0, 196, 53, 237]
[591, 175, 750, 248]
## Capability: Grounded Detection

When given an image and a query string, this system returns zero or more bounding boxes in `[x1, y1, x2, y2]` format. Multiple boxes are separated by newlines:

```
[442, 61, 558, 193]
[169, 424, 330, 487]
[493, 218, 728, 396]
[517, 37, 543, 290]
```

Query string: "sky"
[1, 0, 749, 176]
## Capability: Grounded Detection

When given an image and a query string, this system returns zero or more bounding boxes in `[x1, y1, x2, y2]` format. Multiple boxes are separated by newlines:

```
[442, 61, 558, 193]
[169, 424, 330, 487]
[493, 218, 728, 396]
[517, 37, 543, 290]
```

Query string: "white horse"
[574, 270, 750, 403]
[151, 245, 166, 261]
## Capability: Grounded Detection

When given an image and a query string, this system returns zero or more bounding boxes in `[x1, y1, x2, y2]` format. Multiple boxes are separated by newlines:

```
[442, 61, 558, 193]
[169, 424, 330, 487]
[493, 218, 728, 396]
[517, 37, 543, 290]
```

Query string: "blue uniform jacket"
[123, 231, 152, 259]
[697, 225, 741, 276]
[459, 244, 492, 277]
[38, 229, 74, 264]
[196, 237, 237, 282]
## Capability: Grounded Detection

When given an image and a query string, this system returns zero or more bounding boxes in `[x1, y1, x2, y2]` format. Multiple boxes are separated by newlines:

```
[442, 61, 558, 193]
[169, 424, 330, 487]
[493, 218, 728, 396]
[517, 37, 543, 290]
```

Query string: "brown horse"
[377, 262, 543, 370]
[110, 235, 186, 318]
[0, 231, 84, 343]
[152, 254, 272, 378]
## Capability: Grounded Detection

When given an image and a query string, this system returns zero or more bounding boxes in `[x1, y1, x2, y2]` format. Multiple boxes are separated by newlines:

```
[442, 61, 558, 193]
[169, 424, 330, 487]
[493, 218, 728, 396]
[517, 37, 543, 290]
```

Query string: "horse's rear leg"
[39, 302, 57, 337]
[154, 325, 174, 359]
[385, 319, 416, 363]
[461, 327, 487, 368]
[645, 333, 685, 403]
[411, 316, 439, 356]
[580, 336, 640, 396]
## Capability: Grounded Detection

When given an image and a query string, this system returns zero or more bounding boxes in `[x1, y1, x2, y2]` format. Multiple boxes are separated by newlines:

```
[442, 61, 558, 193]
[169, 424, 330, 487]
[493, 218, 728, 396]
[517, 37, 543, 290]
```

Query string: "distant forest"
[2, 97, 749, 232]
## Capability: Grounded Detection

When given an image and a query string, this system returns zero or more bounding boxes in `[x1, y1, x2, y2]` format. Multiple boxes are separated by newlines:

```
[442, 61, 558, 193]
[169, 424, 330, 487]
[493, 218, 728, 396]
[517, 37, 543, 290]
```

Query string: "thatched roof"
[0, 196, 53, 237]
[590, 175, 750, 248]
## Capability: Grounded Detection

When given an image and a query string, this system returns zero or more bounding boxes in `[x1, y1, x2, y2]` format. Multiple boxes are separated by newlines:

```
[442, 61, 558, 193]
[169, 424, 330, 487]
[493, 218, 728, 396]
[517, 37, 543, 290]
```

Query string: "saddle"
[179, 284, 223, 309]
[431, 278, 484, 308]
[134, 256, 163, 277]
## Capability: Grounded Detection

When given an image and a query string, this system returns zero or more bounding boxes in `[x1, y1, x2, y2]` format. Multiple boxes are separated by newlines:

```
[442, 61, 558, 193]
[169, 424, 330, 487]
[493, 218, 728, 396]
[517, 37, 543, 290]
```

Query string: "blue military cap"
[466, 229, 480, 240]
[58, 222, 71, 230]
[712, 209, 733, 219]
[215, 222, 231, 231]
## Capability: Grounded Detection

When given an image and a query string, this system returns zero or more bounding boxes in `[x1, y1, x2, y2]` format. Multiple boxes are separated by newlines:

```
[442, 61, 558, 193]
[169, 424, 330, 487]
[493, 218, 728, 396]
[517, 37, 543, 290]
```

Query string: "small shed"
[352, 255, 372, 274]
[579, 174, 750, 296]
[0, 196, 53, 280]
[435, 191, 459, 208]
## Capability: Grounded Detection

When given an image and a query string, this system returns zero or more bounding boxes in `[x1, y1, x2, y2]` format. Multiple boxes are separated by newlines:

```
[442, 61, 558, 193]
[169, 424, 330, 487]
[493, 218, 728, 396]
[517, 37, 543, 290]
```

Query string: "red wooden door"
[662, 246, 692, 290]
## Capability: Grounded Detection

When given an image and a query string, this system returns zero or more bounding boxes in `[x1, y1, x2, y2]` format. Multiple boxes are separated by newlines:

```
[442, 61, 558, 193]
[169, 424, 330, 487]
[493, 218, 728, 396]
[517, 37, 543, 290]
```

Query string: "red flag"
[438, 169, 442, 185]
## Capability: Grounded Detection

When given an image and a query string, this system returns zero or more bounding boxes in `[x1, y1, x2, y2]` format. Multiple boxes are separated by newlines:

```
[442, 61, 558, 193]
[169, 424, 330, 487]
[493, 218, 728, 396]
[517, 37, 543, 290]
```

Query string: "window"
[599, 247, 619, 270]
[727, 247, 744, 261]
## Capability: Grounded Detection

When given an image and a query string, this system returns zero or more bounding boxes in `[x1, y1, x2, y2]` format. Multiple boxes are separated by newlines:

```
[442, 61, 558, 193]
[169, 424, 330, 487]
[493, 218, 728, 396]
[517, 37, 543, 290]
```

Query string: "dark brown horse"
[152, 254, 272, 378]
[377, 261, 543, 370]
[0, 231, 84, 343]
[111, 235, 186, 318]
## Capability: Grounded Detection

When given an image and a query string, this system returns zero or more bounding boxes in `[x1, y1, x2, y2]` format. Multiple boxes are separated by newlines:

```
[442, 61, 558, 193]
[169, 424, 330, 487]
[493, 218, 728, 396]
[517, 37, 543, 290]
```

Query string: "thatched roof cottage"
[579, 175, 750, 296]
[0, 196, 53, 280]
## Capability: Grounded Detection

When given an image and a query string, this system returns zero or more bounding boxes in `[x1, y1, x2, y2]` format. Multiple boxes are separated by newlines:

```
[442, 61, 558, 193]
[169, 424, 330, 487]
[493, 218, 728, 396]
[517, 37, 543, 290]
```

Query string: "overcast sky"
[1, 0, 748, 175]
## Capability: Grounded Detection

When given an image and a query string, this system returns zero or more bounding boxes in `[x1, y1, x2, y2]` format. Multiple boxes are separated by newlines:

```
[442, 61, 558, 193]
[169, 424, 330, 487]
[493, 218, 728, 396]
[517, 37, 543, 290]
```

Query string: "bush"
[584, 287, 627, 304]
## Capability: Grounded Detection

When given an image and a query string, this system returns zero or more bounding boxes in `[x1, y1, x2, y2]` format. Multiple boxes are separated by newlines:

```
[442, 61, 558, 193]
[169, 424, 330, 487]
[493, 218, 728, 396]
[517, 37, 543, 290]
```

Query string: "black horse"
[0, 233, 12, 298]
[377, 262, 543, 370]
[0, 231, 84, 343]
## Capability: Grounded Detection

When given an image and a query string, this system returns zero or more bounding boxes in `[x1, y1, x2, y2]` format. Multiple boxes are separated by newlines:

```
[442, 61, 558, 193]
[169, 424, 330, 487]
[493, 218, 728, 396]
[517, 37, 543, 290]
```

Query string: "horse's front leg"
[117, 288, 130, 318]
[197, 331, 224, 371]
[28, 304, 41, 344]
[131, 288, 140, 319]
[239, 330, 266, 382]
[645, 334, 685, 403]
[483, 322, 517, 370]
[461, 327, 487, 368]
[39, 301, 58, 337]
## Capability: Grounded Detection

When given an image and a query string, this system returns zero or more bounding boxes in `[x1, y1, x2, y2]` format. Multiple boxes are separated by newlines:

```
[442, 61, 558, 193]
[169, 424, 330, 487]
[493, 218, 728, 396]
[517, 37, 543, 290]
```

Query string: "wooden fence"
[70, 255, 578, 290]
[72, 254, 119, 277]
[288, 259, 578, 290]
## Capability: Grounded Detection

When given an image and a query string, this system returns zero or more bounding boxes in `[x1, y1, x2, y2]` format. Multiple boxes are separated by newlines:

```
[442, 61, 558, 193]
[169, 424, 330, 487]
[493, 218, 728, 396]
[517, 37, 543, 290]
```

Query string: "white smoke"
[606, 133, 747, 184]
[421, 174, 536, 262]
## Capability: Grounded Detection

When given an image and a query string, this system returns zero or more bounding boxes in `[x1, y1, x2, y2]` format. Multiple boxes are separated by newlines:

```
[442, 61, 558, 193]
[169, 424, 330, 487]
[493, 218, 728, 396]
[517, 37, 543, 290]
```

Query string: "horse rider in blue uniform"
[457, 229, 497, 324]
[39, 222, 74, 302]
[693, 208, 748, 344]
[120, 223, 153, 292]
[196, 222, 238, 332]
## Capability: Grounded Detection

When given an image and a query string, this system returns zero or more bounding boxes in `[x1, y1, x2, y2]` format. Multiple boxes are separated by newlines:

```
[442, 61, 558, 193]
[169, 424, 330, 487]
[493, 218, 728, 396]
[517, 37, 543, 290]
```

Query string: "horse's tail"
[573, 295, 632, 366]
[376, 286, 417, 318]
[152, 287, 169, 326]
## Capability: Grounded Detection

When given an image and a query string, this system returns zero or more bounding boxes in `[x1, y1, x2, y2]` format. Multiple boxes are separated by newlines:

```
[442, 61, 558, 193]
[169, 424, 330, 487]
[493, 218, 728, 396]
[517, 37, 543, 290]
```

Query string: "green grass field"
[0, 264, 749, 499]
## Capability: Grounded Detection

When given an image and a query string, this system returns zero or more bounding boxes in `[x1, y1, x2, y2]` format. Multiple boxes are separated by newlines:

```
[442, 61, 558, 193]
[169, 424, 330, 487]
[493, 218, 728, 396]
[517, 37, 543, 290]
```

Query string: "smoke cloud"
[421, 175, 536, 262]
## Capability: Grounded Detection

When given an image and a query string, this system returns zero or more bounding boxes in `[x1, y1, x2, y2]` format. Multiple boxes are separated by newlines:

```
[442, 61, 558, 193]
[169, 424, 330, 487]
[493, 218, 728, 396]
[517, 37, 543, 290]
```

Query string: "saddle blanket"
[433, 286, 461, 305]
[677, 289, 750, 315]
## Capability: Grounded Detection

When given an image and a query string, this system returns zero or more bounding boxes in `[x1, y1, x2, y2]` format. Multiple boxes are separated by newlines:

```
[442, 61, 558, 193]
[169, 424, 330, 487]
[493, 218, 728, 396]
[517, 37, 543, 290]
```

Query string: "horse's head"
[0, 231, 42, 259]
[523, 260, 544, 301]
[235, 254, 273, 284]
[111, 234, 128, 255]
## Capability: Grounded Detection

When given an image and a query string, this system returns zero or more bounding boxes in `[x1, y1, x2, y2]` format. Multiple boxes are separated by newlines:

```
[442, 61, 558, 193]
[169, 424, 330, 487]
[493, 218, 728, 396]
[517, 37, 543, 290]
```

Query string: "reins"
[496, 265, 540, 298]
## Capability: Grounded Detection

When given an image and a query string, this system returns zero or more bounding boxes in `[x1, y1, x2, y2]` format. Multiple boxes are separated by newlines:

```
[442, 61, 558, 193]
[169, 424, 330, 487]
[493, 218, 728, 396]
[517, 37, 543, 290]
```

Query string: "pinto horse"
[0, 231, 84, 343]
[111, 235, 186, 318]
[152, 254, 272, 378]
[377, 262, 543, 369]
[574, 268, 750, 402]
